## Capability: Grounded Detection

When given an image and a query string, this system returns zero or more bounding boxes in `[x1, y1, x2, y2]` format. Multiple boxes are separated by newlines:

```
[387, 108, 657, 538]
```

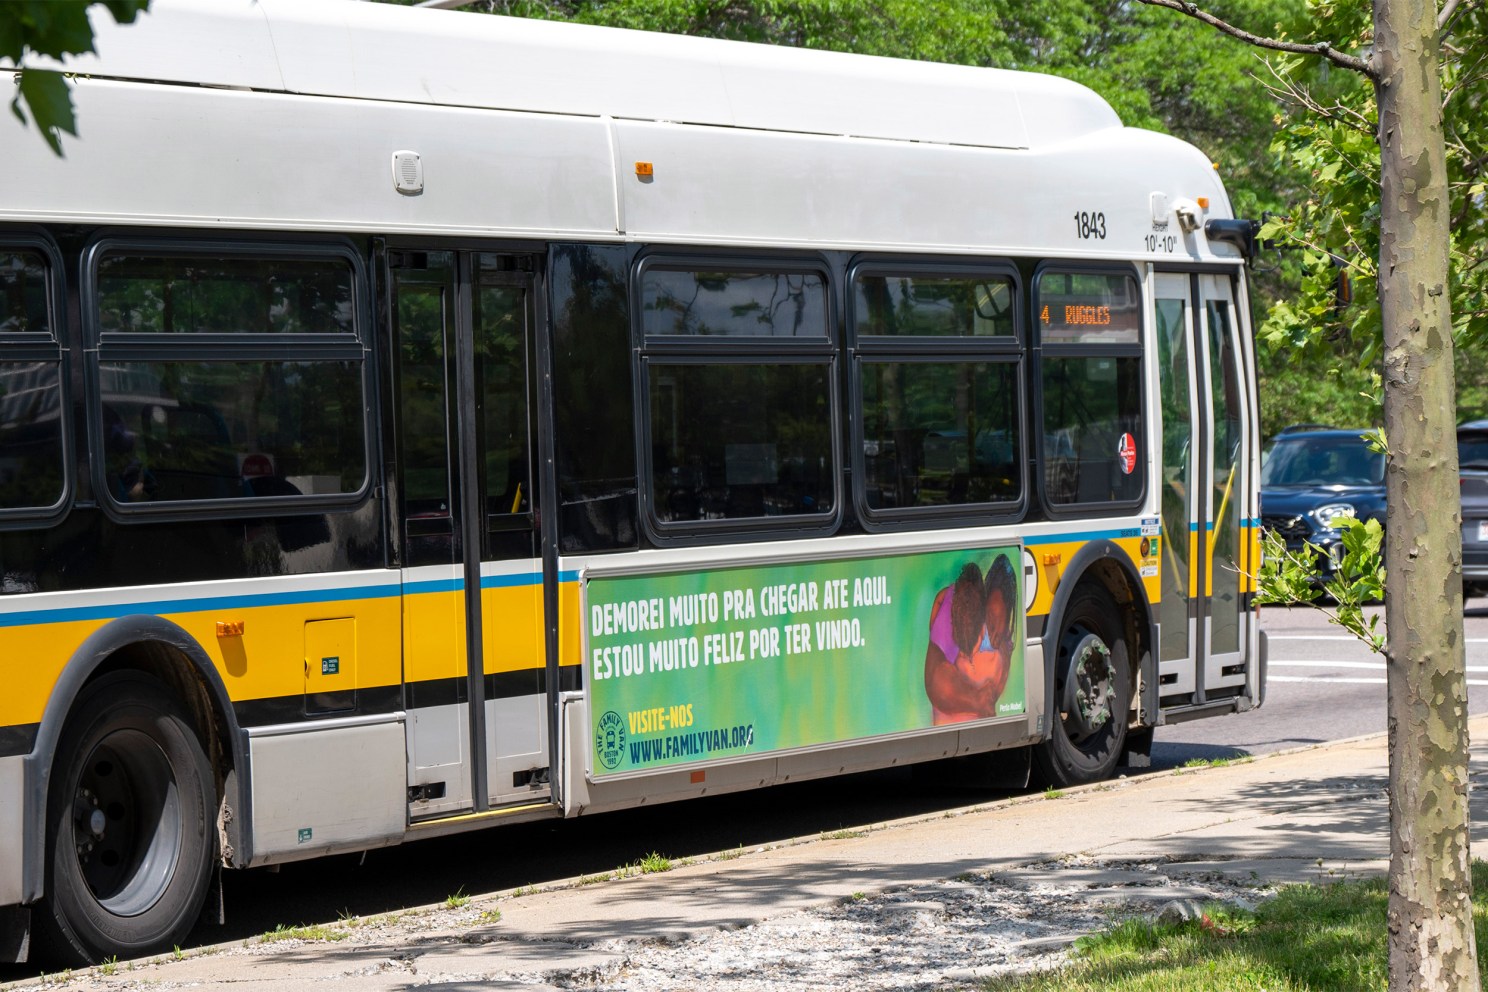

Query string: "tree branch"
[1438, 0, 1464, 35]
[1260, 57, 1377, 136]
[1134, 0, 1377, 78]
[1442, 46, 1488, 107]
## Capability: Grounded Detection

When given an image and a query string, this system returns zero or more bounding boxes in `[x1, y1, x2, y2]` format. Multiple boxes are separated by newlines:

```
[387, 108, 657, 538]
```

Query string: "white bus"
[0, 0, 1264, 964]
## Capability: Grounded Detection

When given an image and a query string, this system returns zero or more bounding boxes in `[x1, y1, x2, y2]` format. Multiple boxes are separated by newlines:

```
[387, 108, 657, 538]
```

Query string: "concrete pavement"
[10, 715, 1488, 990]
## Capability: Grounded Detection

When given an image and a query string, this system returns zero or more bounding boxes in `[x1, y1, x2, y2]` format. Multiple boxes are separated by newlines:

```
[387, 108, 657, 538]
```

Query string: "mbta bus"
[0, 0, 1264, 964]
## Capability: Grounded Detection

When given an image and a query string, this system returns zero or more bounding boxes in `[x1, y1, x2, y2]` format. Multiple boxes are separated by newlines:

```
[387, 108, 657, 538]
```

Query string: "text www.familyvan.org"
[630, 724, 754, 764]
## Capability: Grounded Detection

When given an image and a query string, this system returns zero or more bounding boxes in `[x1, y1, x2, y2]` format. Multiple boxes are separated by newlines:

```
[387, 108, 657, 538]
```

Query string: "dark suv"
[1260, 427, 1387, 576]
[1461, 420, 1488, 598]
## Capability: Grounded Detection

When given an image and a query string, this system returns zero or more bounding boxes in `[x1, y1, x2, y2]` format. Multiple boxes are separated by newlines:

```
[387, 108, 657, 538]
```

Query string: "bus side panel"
[246, 719, 406, 866]
[5, 81, 619, 240]
[0, 756, 21, 906]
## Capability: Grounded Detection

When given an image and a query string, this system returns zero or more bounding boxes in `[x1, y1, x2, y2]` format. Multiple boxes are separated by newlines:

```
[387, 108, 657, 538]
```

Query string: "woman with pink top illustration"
[924, 556, 1017, 724]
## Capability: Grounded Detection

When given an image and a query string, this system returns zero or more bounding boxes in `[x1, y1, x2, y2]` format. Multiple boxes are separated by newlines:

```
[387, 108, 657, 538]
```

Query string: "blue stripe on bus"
[0, 584, 402, 629]
[402, 578, 465, 596]
[1, 571, 588, 628]
[409, 572, 579, 593]
[486, 569, 579, 586]
[1023, 528, 1149, 546]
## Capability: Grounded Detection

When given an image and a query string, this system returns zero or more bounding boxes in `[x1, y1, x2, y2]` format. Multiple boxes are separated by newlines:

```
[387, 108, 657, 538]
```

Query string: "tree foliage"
[1259, 0, 1488, 422]
[1, 0, 149, 155]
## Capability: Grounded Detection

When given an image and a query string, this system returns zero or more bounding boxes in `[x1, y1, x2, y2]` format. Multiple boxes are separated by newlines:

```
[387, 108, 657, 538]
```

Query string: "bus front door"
[1154, 271, 1255, 708]
[389, 249, 550, 819]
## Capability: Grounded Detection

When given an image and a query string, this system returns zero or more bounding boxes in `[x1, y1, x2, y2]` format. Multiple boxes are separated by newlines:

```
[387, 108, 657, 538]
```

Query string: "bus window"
[0, 247, 66, 513]
[859, 362, 1021, 509]
[96, 255, 354, 335]
[640, 269, 828, 338]
[1035, 268, 1144, 508]
[90, 246, 368, 511]
[648, 362, 833, 522]
[638, 263, 835, 531]
[853, 272, 1016, 338]
[1036, 270, 1141, 345]
[850, 268, 1023, 519]
[551, 244, 638, 554]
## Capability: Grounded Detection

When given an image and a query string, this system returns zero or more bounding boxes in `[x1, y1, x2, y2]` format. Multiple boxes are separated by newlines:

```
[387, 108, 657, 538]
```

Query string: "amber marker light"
[1196, 196, 1210, 209]
[216, 621, 245, 638]
[635, 161, 654, 178]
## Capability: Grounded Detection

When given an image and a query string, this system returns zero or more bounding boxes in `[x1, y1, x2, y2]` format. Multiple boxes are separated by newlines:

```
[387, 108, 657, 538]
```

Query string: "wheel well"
[1066, 559, 1150, 719]
[85, 643, 234, 797]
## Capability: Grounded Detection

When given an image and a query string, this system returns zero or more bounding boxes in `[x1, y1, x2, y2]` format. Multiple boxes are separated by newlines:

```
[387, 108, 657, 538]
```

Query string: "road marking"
[1270, 676, 1488, 686]
[1272, 660, 1488, 673]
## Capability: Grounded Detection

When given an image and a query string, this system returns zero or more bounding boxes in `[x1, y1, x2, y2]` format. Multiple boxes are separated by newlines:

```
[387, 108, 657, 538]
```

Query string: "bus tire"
[37, 672, 216, 965]
[1032, 585, 1130, 788]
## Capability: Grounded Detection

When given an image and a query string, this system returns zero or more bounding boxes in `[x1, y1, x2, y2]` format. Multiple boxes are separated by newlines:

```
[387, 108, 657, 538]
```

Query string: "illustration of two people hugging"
[924, 555, 1017, 725]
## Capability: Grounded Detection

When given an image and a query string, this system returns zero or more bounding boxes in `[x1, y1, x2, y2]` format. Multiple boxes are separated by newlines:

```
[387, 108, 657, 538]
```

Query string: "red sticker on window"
[1118, 433, 1137, 475]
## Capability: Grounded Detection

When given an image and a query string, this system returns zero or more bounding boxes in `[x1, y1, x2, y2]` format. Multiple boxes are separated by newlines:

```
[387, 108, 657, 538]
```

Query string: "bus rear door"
[1154, 271, 1255, 708]
[388, 248, 551, 818]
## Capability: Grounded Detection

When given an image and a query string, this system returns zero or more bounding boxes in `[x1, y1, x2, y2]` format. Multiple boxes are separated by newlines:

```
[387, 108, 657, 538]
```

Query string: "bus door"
[1154, 271, 1253, 705]
[389, 248, 550, 819]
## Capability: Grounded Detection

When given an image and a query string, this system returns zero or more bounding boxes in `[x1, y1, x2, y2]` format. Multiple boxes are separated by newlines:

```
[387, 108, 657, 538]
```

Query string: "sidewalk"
[11, 717, 1488, 991]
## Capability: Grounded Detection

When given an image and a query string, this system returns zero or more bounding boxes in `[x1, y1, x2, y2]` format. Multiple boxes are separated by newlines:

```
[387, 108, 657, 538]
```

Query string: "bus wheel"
[38, 672, 215, 965]
[1033, 586, 1130, 788]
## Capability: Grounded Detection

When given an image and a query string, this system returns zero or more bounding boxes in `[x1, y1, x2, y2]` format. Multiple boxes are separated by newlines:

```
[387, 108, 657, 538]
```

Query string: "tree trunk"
[1374, 0, 1479, 988]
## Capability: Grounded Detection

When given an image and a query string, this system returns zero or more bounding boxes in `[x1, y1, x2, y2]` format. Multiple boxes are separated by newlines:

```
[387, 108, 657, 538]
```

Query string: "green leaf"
[16, 68, 76, 156]
[17, 2, 96, 60]
[98, 0, 149, 25]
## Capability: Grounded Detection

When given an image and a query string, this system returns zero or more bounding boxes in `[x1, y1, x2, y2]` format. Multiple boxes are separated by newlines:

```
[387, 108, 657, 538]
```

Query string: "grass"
[1181, 755, 1254, 769]
[822, 828, 867, 840]
[259, 923, 350, 944]
[637, 851, 673, 874]
[99, 957, 119, 976]
[445, 887, 471, 909]
[1042, 786, 1065, 800]
[984, 862, 1488, 991]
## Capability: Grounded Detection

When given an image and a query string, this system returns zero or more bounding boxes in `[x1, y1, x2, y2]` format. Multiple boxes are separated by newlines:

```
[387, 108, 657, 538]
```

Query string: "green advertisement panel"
[585, 546, 1024, 777]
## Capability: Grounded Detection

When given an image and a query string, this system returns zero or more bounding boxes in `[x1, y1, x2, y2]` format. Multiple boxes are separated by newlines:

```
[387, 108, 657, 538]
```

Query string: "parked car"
[1260, 427, 1387, 577]
[1461, 419, 1488, 599]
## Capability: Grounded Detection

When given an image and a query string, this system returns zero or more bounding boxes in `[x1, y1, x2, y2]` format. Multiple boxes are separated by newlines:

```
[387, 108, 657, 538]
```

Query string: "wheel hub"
[70, 730, 183, 917]
[1061, 630, 1116, 743]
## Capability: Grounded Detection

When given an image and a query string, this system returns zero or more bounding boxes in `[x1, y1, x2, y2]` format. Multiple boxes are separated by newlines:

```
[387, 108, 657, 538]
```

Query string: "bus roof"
[4, 0, 1239, 258]
[65, 0, 1117, 152]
